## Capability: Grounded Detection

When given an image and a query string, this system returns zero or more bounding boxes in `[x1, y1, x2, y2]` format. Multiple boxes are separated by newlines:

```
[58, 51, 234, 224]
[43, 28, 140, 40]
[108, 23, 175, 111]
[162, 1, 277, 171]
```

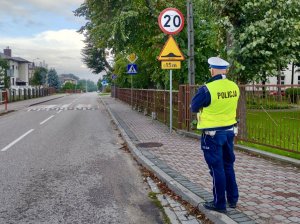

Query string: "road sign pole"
[131, 75, 133, 109]
[169, 70, 173, 133]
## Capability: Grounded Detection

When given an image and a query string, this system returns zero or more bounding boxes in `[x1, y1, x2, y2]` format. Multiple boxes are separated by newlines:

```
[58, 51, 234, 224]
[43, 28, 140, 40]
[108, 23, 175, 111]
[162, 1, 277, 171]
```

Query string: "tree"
[211, 0, 300, 138]
[81, 39, 113, 74]
[74, 0, 188, 89]
[74, 3, 113, 74]
[77, 79, 98, 92]
[30, 67, 48, 86]
[47, 68, 60, 89]
[192, 0, 224, 84]
[0, 58, 9, 88]
[211, 0, 300, 83]
[97, 79, 102, 90]
[61, 82, 76, 91]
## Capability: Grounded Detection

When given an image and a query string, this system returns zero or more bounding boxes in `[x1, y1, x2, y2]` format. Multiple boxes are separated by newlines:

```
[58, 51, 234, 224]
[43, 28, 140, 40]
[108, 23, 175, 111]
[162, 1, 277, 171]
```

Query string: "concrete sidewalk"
[0, 94, 66, 113]
[101, 96, 300, 224]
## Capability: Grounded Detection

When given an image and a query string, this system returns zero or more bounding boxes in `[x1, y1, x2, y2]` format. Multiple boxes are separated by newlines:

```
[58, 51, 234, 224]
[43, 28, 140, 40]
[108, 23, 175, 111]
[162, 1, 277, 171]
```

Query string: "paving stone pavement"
[102, 96, 300, 224]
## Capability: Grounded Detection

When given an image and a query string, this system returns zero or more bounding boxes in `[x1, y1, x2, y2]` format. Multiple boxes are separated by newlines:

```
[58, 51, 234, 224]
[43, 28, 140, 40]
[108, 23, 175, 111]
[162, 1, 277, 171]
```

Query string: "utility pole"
[187, 0, 195, 85]
[291, 62, 295, 85]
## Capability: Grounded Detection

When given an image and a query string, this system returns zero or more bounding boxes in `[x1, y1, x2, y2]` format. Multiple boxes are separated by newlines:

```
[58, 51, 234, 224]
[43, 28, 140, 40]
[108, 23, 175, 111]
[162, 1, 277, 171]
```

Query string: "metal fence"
[6, 87, 56, 102]
[178, 84, 300, 153]
[114, 84, 300, 154]
[115, 88, 179, 126]
[0, 90, 8, 107]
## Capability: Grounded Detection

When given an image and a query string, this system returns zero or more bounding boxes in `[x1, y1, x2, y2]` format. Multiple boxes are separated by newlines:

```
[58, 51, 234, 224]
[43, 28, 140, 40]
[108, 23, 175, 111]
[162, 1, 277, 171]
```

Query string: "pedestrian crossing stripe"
[27, 107, 98, 111]
[27, 104, 99, 111]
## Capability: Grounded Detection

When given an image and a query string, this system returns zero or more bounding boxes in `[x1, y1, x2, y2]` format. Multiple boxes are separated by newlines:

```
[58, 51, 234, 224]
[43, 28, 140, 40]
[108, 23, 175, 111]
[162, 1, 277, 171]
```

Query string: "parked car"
[269, 91, 285, 96]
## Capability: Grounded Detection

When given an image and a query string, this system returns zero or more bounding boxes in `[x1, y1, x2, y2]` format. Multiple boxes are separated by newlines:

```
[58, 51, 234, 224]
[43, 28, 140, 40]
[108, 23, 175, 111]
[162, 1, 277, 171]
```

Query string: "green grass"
[246, 97, 293, 109]
[188, 109, 300, 160]
[148, 192, 171, 224]
[99, 92, 111, 96]
[238, 141, 300, 160]
[246, 110, 300, 153]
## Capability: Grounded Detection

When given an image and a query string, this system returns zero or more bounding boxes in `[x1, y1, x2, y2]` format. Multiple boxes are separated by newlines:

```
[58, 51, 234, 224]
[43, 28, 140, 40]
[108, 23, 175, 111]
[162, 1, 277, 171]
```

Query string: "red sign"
[158, 8, 185, 35]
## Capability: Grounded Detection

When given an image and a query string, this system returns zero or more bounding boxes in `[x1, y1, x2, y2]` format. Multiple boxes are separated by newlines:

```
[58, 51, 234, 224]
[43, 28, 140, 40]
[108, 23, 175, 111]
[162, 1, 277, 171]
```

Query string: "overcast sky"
[0, 0, 103, 83]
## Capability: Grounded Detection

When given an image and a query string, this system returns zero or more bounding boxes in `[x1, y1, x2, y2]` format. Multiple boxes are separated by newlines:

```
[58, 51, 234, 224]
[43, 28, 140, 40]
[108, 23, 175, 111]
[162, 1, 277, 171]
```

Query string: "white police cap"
[208, 57, 229, 69]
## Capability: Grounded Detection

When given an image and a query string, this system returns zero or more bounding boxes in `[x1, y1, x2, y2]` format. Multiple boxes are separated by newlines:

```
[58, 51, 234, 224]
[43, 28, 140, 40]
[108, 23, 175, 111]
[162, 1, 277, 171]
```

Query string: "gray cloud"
[0, 0, 85, 28]
[0, 29, 102, 83]
[0, 0, 84, 15]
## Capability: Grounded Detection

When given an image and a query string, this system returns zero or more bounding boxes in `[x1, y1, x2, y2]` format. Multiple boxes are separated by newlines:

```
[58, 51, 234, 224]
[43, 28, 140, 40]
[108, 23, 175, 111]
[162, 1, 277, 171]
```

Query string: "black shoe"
[203, 201, 227, 213]
[228, 202, 237, 208]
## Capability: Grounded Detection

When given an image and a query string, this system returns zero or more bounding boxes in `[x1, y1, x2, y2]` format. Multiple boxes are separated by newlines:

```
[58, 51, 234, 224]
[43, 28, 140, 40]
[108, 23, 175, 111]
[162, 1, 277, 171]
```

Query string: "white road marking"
[61, 104, 71, 109]
[57, 110, 62, 114]
[40, 115, 55, 125]
[1, 129, 35, 152]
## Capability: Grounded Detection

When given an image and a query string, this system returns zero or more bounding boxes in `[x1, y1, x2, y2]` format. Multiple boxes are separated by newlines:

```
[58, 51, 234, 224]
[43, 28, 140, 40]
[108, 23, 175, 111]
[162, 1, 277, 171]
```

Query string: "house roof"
[11, 57, 31, 63]
[0, 53, 30, 63]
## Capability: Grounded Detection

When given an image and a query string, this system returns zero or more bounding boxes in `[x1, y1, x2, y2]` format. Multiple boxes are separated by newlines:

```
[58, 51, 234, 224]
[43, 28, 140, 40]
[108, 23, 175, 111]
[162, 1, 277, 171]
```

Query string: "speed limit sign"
[158, 8, 185, 35]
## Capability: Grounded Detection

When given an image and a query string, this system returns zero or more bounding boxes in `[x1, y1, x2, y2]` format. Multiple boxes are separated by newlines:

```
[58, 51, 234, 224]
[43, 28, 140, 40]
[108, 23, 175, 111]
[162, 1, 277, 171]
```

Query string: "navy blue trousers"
[201, 130, 239, 209]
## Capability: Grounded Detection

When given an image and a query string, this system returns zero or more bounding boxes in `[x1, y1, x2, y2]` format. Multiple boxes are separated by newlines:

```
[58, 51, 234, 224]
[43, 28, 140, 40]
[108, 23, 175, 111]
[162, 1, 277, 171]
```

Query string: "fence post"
[162, 90, 166, 124]
[146, 90, 149, 112]
[186, 85, 191, 131]
[178, 85, 183, 129]
[5, 90, 8, 110]
[154, 91, 156, 118]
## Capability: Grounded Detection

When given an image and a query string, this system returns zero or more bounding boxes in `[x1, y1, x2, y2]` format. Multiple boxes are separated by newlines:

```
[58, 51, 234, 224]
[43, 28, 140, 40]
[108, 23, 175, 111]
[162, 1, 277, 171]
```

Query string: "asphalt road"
[0, 93, 163, 224]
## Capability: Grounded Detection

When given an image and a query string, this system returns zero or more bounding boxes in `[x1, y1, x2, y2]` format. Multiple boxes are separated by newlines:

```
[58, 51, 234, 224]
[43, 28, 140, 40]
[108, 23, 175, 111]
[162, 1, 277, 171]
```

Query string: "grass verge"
[238, 141, 300, 160]
[148, 192, 171, 224]
[99, 93, 111, 96]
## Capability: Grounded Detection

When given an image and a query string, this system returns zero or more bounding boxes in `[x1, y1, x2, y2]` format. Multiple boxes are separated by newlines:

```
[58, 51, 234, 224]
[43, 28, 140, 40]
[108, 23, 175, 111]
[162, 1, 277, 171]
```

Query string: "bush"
[104, 86, 111, 93]
[246, 99, 292, 109]
[285, 88, 300, 103]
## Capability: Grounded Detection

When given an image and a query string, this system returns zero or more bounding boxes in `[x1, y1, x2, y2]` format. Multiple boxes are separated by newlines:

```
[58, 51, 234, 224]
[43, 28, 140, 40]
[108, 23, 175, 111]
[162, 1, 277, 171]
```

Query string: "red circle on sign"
[158, 8, 185, 35]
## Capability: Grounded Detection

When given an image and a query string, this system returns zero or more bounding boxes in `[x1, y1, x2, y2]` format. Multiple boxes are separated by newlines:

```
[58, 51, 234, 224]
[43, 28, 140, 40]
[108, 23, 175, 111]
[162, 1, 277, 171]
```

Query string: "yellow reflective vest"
[197, 78, 240, 129]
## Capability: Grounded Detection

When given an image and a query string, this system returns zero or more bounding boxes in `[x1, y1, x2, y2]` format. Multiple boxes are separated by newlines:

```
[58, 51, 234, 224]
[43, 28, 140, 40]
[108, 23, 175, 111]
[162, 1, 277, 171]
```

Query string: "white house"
[59, 74, 79, 86]
[267, 63, 300, 85]
[0, 47, 31, 87]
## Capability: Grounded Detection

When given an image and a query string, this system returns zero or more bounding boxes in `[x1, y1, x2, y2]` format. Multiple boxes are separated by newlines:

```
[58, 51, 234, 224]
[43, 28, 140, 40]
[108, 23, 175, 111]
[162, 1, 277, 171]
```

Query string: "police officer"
[191, 57, 240, 213]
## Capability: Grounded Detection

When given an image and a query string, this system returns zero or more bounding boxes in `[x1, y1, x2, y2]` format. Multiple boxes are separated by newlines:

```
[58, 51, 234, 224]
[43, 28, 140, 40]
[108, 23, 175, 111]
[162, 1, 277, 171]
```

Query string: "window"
[280, 76, 285, 85]
[298, 75, 300, 84]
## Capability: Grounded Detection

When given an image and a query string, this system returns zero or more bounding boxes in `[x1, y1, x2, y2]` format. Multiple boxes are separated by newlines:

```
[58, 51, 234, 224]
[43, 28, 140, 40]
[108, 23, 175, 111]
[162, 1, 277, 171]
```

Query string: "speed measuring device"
[158, 8, 184, 35]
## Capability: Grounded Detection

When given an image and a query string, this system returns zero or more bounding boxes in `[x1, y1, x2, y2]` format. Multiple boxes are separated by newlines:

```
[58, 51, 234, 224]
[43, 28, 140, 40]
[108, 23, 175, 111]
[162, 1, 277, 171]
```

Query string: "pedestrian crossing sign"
[127, 64, 138, 75]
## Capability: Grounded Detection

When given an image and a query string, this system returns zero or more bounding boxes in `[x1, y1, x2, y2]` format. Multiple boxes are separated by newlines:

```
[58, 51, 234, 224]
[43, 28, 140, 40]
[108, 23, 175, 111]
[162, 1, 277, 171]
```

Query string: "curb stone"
[147, 177, 201, 224]
[99, 96, 253, 224]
